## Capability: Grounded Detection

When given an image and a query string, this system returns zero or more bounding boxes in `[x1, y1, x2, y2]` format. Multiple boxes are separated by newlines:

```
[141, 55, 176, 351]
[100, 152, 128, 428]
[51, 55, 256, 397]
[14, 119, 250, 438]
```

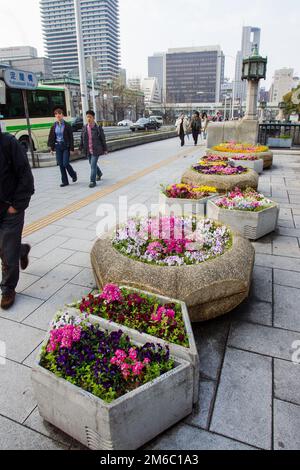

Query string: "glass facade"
[166, 49, 224, 104]
[40, 0, 120, 82]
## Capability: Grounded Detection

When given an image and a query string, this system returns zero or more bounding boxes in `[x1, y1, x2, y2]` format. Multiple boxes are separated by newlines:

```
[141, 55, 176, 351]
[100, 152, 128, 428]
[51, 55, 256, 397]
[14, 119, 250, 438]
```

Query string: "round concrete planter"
[207, 199, 280, 240]
[32, 317, 193, 450]
[181, 167, 259, 192]
[91, 230, 255, 322]
[159, 192, 217, 217]
[229, 158, 264, 174]
[206, 148, 273, 169]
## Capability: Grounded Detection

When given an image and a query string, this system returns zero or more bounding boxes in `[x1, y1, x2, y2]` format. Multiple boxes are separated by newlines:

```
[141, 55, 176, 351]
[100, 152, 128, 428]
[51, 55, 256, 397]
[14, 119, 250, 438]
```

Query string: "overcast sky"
[0, 0, 299, 88]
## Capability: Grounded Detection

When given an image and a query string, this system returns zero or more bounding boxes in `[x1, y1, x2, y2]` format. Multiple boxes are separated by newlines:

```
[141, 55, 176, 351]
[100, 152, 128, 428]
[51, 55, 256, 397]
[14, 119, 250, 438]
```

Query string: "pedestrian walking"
[212, 111, 223, 122]
[48, 108, 77, 187]
[0, 129, 34, 310]
[201, 112, 209, 140]
[190, 111, 202, 146]
[80, 110, 108, 188]
[175, 114, 189, 147]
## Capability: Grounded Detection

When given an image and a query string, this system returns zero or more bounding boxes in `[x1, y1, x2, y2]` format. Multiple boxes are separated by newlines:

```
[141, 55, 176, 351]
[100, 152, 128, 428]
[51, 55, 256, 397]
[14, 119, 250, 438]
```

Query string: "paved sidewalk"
[1, 137, 300, 450]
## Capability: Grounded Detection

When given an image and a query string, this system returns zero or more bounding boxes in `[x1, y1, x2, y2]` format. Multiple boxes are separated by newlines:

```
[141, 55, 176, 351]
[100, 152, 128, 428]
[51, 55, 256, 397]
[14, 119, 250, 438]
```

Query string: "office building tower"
[0, 46, 37, 62]
[234, 26, 261, 103]
[166, 46, 224, 104]
[148, 53, 165, 101]
[40, 0, 120, 82]
[269, 68, 296, 104]
[141, 78, 161, 106]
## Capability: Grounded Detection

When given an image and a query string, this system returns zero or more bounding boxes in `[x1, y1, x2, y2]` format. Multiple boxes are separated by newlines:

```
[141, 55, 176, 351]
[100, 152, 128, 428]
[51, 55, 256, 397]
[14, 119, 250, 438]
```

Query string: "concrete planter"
[32, 322, 194, 450]
[68, 287, 199, 405]
[91, 229, 255, 322]
[181, 168, 259, 192]
[159, 192, 217, 217]
[267, 137, 292, 149]
[206, 148, 273, 169]
[207, 199, 280, 240]
[229, 158, 264, 174]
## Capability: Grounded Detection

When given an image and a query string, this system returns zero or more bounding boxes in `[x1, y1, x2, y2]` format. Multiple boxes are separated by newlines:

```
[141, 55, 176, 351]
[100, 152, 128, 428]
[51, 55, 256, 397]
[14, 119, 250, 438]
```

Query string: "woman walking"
[190, 111, 202, 146]
[48, 108, 77, 187]
[201, 112, 209, 140]
[175, 114, 189, 147]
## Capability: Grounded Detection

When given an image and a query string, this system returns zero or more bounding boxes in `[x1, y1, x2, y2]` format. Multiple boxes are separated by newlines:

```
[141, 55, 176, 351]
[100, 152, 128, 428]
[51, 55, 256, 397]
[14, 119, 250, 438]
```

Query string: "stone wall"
[207, 120, 259, 148]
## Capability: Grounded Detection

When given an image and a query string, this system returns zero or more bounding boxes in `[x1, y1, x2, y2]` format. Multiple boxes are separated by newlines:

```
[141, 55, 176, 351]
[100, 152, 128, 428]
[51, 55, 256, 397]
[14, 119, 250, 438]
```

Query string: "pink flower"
[100, 284, 123, 303]
[132, 361, 145, 376]
[115, 349, 127, 362]
[128, 348, 138, 361]
[151, 311, 163, 322]
[47, 325, 81, 352]
[165, 309, 175, 319]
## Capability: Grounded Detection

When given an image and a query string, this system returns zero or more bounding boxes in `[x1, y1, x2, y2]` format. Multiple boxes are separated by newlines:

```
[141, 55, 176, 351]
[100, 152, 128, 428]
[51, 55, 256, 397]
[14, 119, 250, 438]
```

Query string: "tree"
[283, 85, 300, 120]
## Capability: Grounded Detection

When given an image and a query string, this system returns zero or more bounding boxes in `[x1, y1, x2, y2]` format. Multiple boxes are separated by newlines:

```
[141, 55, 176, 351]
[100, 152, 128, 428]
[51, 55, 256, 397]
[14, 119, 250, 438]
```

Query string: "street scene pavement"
[1, 137, 300, 450]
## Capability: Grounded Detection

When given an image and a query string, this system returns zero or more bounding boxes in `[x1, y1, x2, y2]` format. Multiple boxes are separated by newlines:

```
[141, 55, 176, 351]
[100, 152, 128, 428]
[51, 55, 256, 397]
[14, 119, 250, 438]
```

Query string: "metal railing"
[258, 122, 300, 148]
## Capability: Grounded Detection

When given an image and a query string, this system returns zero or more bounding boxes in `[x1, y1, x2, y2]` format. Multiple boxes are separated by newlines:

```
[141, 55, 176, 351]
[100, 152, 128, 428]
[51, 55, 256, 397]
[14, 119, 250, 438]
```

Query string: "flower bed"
[91, 218, 255, 322]
[212, 142, 269, 153]
[159, 184, 217, 216]
[72, 284, 199, 404]
[229, 156, 264, 174]
[112, 216, 232, 266]
[207, 188, 279, 240]
[182, 166, 259, 192]
[202, 155, 229, 163]
[206, 144, 273, 170]
[32, 314, 194, 449]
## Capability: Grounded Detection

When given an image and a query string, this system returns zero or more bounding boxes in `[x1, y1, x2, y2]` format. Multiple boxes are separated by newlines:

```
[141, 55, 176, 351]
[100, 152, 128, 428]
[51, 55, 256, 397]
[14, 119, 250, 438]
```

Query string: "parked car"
[71, 117, 84, 132]
[150, 115, 164, 126]
[118, 119, 133, 127]
[130, 118, 161, 132]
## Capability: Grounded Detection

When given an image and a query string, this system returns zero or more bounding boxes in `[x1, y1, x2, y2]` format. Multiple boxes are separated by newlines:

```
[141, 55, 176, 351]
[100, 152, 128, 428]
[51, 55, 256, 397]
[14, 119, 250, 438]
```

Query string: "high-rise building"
[127, 77, 141, 91]
[141, 78, 161, 106]
[269, 68, 296, 104]
[148, 53, 165, 101]
[0, 46, 37, 62]
[40, 0, 120, 82]
[166, 46, 224, 105]
[234, 26, 261, 103]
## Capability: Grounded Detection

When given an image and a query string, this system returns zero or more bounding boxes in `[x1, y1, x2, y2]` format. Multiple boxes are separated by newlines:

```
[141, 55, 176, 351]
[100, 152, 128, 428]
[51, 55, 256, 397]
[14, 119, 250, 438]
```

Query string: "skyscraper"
[40, 0, 120, 82]
[166, 46, 224, 105]
[234, 26, 261, 103]
[148, 53, 165, 101]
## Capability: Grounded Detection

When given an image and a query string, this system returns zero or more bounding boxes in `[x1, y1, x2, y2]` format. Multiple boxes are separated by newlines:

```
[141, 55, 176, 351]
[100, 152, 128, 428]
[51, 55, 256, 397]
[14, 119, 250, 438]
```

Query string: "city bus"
[0, 77, 73, 152]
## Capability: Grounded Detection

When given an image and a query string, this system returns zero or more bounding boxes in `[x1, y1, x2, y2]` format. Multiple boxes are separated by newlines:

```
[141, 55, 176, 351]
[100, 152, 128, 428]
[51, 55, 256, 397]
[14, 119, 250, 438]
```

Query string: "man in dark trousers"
[0, 129, 34, 310]
[48, 108, 77, 187]
[80, 110, 108, 188]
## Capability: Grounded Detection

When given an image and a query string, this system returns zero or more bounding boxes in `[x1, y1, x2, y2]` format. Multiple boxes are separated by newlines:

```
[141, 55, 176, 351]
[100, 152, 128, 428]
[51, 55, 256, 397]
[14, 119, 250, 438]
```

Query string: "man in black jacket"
[0, 129, 34, 310]
[80, 110, 108, 188]
[48, 108, 77, 187]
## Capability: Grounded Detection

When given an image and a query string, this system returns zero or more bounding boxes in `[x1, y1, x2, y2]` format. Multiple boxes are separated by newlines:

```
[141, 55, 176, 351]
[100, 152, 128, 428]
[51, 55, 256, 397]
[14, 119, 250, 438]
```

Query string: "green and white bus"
[0, 79, 72, 152]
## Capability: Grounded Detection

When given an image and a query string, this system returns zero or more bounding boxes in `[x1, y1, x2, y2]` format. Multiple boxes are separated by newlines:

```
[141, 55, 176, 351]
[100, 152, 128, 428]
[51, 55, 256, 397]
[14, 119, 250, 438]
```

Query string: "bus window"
[28, 90, 50, 118]
[0, 88, 25, 119]
[50, 91, 66, 114]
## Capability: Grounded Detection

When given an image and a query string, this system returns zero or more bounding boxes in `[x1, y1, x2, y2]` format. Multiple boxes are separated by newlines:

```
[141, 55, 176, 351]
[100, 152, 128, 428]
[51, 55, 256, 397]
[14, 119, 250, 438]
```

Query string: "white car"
[117, 119, 133, 126]
[150, 115, 164, 125]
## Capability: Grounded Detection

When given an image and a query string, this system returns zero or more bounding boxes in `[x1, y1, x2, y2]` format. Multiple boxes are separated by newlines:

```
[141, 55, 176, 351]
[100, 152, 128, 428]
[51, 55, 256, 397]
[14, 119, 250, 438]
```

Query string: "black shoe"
[1, 291, 16, 310]
[60, 183, 69, 187]
[89, 182, 96, 188]
[72, 172, 77, 183]
[96, 174, 102, 182]
[20, 244, 31, 271]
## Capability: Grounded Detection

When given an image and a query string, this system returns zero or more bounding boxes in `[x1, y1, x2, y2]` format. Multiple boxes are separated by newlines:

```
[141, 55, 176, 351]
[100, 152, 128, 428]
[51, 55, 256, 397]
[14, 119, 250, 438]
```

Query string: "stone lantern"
[259, 100, 267, 122]
[276, 101, 286, 122]
[242, 45, 267, 120]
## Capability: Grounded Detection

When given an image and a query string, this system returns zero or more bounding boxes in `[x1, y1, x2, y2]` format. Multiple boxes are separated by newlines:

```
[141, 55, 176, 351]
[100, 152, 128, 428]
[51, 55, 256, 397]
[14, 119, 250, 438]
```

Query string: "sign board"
[3, 68, 38, 90]
[0, 80, 5, 104]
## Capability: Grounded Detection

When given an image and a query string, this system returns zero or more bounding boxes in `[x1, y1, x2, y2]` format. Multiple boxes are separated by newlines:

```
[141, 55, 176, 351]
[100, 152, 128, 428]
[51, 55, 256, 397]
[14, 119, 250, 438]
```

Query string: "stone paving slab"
[210, 348, 272, 450]
[25, 248, 76, 277]
[24, 408, 74, 448]
[274, 360, 300, 406]
[229, 322, 300, 361]
[146, 423, 255, 450]
[0, 359, 37, 423]
[185, 380, 216, 430]
[274, 400, 300, 450]
[229, 299, 272, 327]
[0, 318, 45, 363]
[0, 294, 44, 323]
[274, 284, 300, 332]
[274, 268, 300, 288]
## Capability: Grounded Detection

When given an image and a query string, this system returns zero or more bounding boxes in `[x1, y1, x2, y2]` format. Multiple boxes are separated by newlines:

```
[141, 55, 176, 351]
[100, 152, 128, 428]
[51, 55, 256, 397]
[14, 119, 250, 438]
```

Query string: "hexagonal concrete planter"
[206, 148, 273, 169]
[91, 230, 255, 322]
[229, 158, 264, 174]
[32, 319, 194, 450]
[207, 199, 280, 240]
[159, 192, 217, 217]
[181, 167, 259, 192]
[68, 287, 199, 404]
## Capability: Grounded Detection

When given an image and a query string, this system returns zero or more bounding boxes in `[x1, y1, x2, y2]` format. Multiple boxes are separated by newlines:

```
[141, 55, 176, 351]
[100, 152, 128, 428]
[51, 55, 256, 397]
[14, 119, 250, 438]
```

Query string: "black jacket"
[0, 131, 35, 213]
[47, 121, 74, 152]
[80, 124, 107, 157]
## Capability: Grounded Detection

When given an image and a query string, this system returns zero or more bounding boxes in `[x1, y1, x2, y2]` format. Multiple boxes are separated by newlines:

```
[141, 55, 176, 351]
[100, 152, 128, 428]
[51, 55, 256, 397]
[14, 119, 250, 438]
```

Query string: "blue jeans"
[56, 142, 76, 185]
[88, 154, 103, 183]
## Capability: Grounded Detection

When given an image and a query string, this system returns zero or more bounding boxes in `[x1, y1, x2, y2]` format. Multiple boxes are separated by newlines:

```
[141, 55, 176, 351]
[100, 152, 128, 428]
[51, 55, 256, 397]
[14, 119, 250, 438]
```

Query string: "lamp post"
[242, 45, 267, 120]
[74, 0, 88, 120]
[276, 101, 286, 122]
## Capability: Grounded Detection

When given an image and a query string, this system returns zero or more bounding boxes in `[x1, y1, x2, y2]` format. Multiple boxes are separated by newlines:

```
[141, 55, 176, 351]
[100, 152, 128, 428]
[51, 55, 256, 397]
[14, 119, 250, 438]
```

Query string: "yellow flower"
[192, 186, 217, 193]
[212, 143, 269, 153]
